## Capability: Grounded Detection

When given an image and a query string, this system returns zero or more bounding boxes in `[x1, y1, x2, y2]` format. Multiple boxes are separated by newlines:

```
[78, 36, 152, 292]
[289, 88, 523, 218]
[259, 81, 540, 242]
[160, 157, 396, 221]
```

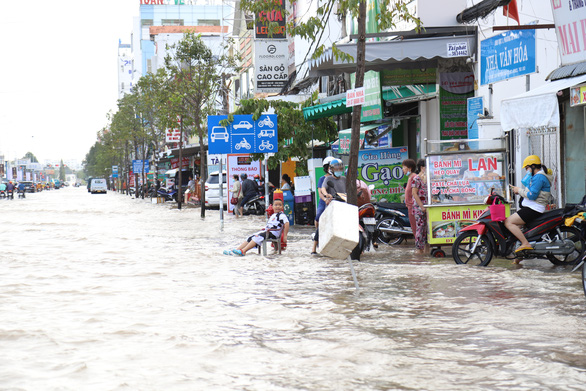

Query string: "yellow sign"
[570, 84, 586, 107]
[427, 204, 511, 245]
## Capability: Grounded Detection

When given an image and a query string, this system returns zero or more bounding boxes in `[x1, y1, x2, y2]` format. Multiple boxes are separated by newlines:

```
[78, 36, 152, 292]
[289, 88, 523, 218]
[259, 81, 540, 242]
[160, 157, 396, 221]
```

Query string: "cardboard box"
[318, 201, 359, 259]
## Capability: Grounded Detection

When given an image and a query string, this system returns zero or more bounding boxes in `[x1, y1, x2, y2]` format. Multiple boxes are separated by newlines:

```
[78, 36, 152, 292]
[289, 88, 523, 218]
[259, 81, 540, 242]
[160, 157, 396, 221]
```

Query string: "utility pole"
[178, 115, 184, 210]
[346, 0, 366, 206]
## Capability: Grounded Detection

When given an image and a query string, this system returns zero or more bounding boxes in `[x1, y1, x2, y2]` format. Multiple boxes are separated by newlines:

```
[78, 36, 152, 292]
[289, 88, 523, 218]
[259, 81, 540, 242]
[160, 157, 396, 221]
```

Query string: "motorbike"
[373, 202, 413, 245]
[242, 194, 266, 215]
[0, 190, 6, 198]
[452, 190, 585, 266]
[359, 202, 377, 252]
[157, 187, 178, 202]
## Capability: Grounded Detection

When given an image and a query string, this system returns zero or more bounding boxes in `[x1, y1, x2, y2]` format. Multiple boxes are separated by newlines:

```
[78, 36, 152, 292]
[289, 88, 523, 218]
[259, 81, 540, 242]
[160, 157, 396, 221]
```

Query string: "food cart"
[425, 138, 512, 257]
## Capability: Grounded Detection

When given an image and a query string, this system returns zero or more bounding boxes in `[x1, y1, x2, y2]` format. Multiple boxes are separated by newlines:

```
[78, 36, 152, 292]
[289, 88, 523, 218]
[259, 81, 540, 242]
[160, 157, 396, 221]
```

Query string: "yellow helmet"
[523, 155, 541, 168]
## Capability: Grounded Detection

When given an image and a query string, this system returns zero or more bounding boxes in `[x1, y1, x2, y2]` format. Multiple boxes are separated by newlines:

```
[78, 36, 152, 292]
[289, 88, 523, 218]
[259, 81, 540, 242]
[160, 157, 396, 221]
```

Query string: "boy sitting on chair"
[225, 198, 289, 256]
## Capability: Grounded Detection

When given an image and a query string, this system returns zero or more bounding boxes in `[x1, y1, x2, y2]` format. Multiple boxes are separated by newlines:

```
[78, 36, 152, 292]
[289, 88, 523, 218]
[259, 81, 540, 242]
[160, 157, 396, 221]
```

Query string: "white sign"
[166, 128, 181, 143]
[226, 155, 261, 212]
[255, 40, 289, 93]
[551, 0, 586, 66]
[447, 42, 469, 58]
[346, 87, 366, 107]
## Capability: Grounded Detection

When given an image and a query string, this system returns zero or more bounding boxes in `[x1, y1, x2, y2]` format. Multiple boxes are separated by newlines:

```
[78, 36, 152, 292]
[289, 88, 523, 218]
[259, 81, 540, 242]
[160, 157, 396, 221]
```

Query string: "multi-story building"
[118, 41, 133, 98]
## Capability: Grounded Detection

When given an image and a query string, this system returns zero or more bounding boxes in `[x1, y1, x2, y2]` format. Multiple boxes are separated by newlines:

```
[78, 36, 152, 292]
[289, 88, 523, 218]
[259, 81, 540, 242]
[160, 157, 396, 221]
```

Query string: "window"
[162, 19, 184, 26]
[141, 19, 153, 38]
[198, 19, 220, 26]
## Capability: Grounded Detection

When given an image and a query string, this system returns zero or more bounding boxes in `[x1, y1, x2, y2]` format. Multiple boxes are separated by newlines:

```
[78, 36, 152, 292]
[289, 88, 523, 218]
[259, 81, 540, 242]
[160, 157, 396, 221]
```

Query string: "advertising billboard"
[357, 147, 409, 203]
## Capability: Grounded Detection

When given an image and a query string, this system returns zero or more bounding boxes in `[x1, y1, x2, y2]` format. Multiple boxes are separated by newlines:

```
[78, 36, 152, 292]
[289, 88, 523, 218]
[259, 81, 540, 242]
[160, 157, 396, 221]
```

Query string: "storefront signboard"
[208, 154, 227, 177]
[551, 0, 586, 66]
[170, 157, 189, 169]
[381, 68, 437, 86]
[570, 84, 586, 107]
[427, 204, 510, 245]
[132, 159, 149, 174]
[428, 152, 506, 205]
[439, 72, 474, 140]
[226, 155, 261, 212]
[255, 40, 289, 93]
[358, 147, 409, 203]
[346, 87, 365, 107]
[255, 0, 286, 39]
[480, 30, 536, 85]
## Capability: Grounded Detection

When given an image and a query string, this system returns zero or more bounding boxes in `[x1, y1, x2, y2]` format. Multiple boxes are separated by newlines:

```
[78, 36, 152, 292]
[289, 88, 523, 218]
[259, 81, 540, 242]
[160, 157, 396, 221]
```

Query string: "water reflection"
[1, 188, 585, 390]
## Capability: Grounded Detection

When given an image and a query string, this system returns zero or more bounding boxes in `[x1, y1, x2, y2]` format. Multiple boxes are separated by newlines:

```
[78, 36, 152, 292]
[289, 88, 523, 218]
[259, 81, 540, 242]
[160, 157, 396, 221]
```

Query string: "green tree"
[23, 152, 39, 163]
[59, 159, 66, 181]
[239, 0, 418, 204]
[164, 32, 239, 216]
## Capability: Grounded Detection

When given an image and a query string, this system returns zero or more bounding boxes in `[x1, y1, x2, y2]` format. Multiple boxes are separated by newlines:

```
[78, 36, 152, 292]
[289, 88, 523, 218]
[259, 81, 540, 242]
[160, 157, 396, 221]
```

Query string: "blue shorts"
[241, 193, 255, 206]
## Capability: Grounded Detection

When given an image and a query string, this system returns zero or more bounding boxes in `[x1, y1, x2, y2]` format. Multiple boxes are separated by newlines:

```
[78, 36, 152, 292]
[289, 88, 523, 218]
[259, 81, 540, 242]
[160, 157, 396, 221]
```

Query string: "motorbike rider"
[506, 155, 553, 253]
[239, 173, 258, 215]
[311, 156, 334, 254]
[6, 181, 15, 199]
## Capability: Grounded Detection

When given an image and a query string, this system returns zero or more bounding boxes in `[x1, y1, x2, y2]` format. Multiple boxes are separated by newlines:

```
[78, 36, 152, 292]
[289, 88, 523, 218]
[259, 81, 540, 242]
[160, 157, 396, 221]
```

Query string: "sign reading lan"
[207, 114, 278, 155]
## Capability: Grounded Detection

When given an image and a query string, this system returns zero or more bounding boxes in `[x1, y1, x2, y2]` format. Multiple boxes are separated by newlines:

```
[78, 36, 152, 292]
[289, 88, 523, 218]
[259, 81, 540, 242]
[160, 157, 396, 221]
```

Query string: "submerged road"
[1, 187, 585, 390]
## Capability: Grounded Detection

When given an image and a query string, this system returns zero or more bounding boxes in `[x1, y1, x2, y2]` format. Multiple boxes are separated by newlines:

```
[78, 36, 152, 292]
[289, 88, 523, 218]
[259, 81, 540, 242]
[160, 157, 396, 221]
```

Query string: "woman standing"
[281, 174, 294, 191]
[411, 159, 428, 253]
[402, 159, 418, 239]
[231, 174, 243, 218]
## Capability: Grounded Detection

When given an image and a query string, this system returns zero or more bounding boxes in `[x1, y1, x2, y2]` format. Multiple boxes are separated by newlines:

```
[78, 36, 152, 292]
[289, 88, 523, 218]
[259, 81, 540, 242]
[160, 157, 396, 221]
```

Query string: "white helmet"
[323, 156, 334, 166]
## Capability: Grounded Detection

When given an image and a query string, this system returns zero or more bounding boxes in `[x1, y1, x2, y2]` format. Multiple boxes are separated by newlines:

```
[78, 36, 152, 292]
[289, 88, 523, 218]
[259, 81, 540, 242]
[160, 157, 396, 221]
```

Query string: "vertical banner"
[467, 96, 484, 140]
[439, 72, 475, 140]
[357, 147, 409, 203]
[551, 0, 586, 66]
[226, 155, 262, 212]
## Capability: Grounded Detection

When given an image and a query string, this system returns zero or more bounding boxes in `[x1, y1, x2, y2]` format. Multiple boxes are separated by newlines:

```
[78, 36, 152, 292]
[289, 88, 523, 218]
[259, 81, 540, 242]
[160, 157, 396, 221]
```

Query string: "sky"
[0, 0, 139, 164]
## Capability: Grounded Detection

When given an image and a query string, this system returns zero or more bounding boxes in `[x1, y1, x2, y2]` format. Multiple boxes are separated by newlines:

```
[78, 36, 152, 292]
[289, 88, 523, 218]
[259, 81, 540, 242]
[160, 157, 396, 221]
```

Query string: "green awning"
[302, 98, 352, 121]
[382, 84, 437, 103]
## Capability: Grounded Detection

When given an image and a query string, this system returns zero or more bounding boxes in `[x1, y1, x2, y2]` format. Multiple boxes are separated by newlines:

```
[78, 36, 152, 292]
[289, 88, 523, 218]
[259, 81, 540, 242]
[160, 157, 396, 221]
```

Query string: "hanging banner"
[171, 157, 189, 169]
[357, 147, 409, 203]
[439, 72, 475, 140]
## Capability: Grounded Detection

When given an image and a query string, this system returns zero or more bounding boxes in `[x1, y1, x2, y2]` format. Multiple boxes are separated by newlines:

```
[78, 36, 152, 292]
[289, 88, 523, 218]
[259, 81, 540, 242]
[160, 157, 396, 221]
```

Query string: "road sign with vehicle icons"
[207, 114, 278, 154]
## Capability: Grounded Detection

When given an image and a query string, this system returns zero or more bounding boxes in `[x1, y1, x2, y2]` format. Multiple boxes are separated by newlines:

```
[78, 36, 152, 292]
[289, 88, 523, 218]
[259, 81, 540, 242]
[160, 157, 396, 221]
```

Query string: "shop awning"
[309, 34, 477, 77]
[302, 98, 352, 121]
[382, 84, 437, 103]
[501, 74, 586, 130]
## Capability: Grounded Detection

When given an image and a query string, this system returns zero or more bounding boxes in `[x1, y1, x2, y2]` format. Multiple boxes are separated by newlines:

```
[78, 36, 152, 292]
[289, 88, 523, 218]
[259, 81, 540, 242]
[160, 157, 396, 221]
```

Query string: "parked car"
[205, 171, 227, 208]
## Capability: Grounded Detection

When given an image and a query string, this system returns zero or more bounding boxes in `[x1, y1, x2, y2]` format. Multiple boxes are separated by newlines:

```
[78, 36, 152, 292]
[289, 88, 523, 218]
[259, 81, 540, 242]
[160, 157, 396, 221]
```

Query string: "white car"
[205, 171, 228, 208]
[233, 121, 253, 130]
[90, 178, 107, 194]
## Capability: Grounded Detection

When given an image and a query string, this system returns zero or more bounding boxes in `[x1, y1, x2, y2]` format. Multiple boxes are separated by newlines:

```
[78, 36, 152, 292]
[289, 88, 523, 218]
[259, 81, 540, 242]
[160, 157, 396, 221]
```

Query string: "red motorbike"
[452, 191, 585, 266]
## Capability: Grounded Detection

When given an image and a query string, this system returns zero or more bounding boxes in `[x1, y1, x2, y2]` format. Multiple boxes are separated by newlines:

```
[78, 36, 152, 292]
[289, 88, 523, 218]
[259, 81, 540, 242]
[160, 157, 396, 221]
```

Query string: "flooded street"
[2, 187, 586, 390]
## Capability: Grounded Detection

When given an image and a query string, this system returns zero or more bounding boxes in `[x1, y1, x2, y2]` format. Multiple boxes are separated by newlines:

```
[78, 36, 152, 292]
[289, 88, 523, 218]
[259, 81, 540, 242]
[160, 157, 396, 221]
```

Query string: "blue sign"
[132, 160, 148, 174]
[207, 114, 278, 154]
[481, 30, 536, 85]
[112, 165, 119, 178]
[467, 97, 484, 140]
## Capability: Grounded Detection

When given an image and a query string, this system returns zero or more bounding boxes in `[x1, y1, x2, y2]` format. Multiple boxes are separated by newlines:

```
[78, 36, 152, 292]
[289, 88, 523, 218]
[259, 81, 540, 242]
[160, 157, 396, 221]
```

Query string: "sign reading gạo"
[255, 40, 289, 93]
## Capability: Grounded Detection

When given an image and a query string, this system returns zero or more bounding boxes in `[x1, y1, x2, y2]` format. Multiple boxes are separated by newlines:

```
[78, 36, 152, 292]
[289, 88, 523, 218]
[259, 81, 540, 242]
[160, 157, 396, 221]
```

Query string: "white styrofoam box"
[319, 201, 359, 259]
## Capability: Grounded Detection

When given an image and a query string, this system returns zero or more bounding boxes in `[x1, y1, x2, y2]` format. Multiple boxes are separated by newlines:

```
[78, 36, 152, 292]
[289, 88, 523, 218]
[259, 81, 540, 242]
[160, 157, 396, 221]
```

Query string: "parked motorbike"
[452, 190, 585, 266]
[359, 202, 377, 252]
[242, 194, 266, 215]
[374, 202, 413, 245]
[157, 187, 178, 202]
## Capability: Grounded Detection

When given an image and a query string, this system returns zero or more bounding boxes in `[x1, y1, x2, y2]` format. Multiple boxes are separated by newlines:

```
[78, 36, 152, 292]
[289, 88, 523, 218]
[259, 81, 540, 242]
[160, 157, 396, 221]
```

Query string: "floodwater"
[1, 187, 586, 390]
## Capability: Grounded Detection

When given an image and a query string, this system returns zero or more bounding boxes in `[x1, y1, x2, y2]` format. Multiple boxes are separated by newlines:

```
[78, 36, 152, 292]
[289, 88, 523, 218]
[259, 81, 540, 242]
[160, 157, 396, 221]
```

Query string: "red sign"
[171, 157, 190, 169]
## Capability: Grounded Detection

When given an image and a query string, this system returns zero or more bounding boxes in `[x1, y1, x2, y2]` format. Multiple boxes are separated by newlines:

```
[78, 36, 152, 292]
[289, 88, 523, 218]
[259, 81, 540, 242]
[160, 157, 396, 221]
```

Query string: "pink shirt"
[404, 173, 416, 208]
